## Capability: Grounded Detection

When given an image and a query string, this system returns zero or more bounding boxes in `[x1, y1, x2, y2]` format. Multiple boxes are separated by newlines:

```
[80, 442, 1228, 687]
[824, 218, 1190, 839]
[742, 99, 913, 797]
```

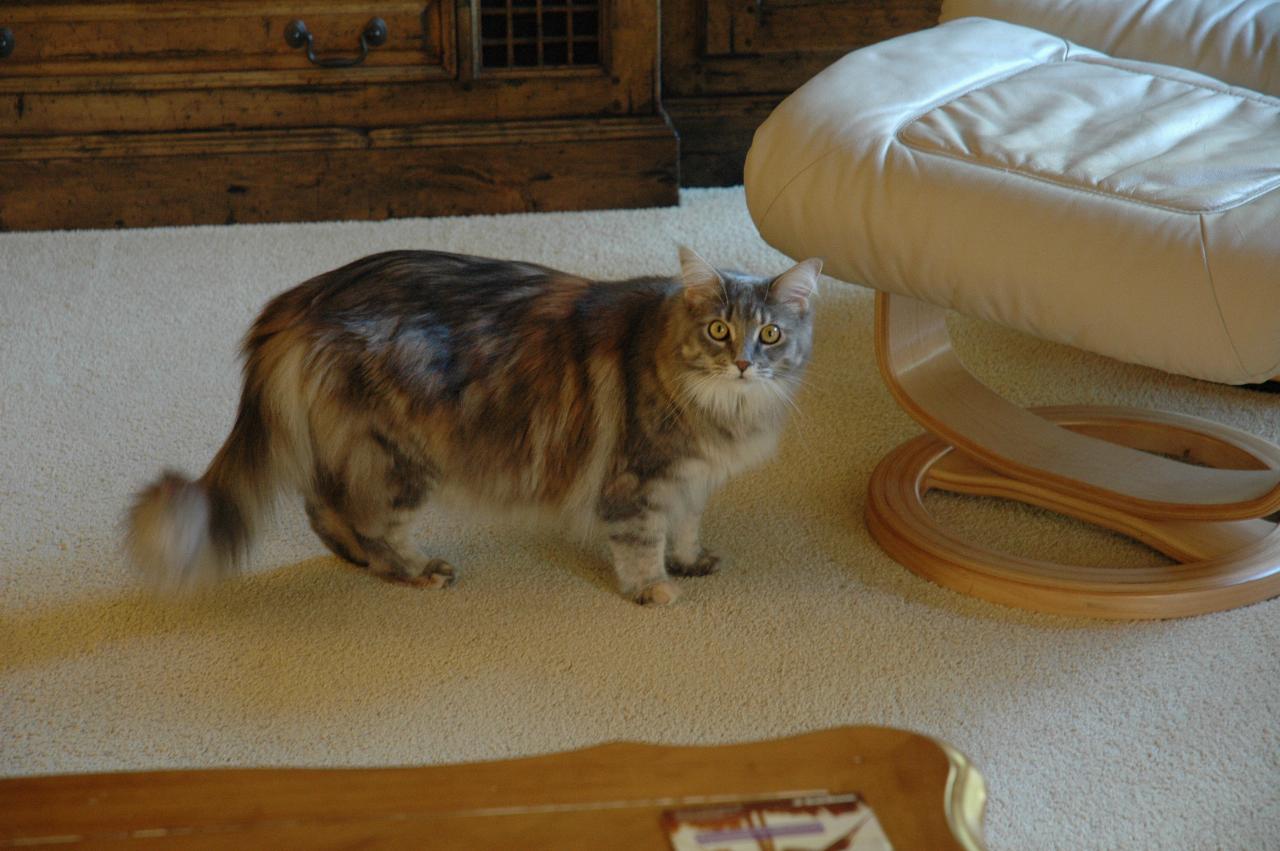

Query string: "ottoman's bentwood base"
[745, 9, 1280, 619]
[867, 294, 1280, 619]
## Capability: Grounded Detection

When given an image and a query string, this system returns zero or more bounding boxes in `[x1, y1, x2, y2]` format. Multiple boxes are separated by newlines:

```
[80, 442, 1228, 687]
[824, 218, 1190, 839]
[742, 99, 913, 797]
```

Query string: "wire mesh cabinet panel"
[478, 0, 602, 68]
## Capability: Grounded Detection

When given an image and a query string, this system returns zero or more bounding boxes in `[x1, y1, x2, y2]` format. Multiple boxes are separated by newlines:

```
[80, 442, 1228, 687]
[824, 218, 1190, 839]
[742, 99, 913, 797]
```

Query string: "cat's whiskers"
[763, 380, 815, 450]
[765, 379, 802, 417]
[657, 389, 689, 430]
[791, 364, 835, 384]
[789, 369, 841, 398]
[660, 371, 712, 430]
[684, 372, 728, 421]
[782, 373, 823, 398]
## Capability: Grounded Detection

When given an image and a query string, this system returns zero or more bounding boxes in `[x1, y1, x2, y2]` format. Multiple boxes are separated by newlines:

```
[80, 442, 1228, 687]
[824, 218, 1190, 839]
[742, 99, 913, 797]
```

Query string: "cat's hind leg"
[356, 517, 455, 589]
[306, 500, 371, 567]
[308, 431, 455, 589]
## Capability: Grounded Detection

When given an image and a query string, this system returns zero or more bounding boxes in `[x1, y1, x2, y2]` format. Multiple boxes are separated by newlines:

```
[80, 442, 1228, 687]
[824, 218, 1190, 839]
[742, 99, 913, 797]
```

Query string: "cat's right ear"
[769, 257, 822, 313]
[678, 246, 722, 307]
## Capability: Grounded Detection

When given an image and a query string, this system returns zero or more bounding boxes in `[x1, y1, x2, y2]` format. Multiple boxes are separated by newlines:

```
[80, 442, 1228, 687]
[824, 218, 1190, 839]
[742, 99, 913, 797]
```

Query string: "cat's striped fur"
[127, 247, 821, 605]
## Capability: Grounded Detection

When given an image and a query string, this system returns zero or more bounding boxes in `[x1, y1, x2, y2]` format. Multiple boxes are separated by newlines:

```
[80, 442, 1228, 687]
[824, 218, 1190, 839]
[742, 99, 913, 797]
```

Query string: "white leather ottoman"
[745, 3, 1280, 618]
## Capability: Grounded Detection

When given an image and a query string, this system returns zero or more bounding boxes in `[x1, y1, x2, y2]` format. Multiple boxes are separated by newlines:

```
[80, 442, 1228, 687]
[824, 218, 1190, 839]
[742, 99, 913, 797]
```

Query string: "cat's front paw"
[392, 558, 457, 589]
[634, 580, 681, 607]
[666, 549, 721, 577]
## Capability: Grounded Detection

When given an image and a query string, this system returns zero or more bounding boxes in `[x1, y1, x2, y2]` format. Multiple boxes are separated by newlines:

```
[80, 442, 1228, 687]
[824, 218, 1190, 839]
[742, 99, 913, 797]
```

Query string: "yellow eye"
[759, 324, 782, 345]
[707, 320, 730, 341]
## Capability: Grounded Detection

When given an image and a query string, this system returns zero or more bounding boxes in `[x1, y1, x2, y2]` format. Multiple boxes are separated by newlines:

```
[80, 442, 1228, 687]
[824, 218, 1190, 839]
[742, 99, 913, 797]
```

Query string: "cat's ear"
[678, 246, 722, 306]
[768, 258, 822, 312]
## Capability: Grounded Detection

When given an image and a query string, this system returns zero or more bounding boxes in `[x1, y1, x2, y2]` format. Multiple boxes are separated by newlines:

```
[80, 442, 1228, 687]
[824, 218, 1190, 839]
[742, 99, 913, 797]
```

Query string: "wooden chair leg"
[868, 293, 1280, 618]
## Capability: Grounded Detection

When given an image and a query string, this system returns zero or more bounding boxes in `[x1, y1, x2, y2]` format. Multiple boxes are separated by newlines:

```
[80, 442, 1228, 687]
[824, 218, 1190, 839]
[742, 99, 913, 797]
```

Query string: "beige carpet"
[3, 187, 1278, 850]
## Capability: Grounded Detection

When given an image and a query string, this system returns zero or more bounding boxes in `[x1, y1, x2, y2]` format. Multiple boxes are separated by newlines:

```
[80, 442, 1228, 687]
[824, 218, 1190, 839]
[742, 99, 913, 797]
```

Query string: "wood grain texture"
[1, 0, 670, 228]
[662, 0, 941, 98]
[662, 0, 939, 183]
[927, 437, 1276, 563]
[0, 117, 678, 231]
[867, 292, 1280, 619]
[0, 727, 987, 850]
[5, 70, 651, 138]
[704, 0, 940, 57]
[0, 2, 450, 78]
[664, 94, 781, 185]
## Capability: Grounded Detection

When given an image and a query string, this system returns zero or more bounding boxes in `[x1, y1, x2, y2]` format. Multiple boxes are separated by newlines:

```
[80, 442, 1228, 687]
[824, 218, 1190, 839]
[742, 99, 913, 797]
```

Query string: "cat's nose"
[735, 360, 751, 374]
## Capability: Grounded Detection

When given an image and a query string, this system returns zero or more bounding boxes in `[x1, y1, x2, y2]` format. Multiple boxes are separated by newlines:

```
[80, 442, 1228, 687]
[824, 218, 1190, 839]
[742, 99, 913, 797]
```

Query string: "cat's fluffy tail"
[126, 321, 313, 591]
[126, 383, 276, 590]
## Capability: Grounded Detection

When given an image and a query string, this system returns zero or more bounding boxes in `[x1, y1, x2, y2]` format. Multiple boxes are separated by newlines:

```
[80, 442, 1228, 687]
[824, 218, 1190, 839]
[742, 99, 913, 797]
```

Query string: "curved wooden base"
[870, 293, 1280, 619]
[875, 294, 1280, 520]
[867, 408, 1280, 618]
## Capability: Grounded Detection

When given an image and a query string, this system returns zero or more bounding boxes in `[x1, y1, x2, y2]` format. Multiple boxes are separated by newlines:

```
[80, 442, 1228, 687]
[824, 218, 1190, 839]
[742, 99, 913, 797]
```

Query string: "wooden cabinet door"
[665, 0, 939, 96]
[662, 0, 938, 184]
[705, 0, 937, 58]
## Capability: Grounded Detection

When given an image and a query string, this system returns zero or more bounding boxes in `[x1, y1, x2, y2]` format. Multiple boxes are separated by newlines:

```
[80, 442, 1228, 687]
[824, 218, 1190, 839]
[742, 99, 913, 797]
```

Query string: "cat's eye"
[707, 320, 731, 341]
[759, 324, 783, 345]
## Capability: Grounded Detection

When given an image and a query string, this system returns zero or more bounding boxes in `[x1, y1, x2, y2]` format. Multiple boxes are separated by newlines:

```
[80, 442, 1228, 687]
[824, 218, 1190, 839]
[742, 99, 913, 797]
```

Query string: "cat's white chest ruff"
[689, 380, 788, 479]
[704, 424, 782, 483]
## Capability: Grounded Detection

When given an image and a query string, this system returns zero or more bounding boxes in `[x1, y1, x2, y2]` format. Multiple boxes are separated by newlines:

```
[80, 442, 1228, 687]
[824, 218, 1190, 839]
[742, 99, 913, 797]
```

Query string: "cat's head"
[670, 246, 821, 419]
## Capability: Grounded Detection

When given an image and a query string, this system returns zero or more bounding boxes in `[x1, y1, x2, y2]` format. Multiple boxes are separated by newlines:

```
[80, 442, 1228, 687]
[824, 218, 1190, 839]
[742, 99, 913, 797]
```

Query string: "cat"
[126, 246, 821, 605]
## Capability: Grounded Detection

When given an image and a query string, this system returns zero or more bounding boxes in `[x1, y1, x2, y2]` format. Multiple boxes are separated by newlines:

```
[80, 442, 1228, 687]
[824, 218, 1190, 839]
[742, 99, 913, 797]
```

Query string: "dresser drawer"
[0, 2, 451, 82]
[0, 0, 676, 230]
[0, 1, 460, 134]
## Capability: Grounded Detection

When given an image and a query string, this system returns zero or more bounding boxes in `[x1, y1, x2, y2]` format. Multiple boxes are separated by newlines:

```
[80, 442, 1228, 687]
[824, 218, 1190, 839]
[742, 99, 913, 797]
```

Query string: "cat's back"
[280, 250, 675, 345]
[297, 250, 570, 319]
[250, 250, 678, 398]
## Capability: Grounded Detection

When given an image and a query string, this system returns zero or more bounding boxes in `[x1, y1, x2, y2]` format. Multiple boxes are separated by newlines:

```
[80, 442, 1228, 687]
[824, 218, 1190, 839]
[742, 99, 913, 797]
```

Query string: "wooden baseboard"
[0, 116, 679, 231]
[664, 94, 782, 187]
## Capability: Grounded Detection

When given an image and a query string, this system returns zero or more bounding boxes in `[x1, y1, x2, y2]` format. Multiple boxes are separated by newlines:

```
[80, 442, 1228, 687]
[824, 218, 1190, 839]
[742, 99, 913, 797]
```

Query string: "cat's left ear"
[768, 258, 822, 312]
[678, 246, 723, 306]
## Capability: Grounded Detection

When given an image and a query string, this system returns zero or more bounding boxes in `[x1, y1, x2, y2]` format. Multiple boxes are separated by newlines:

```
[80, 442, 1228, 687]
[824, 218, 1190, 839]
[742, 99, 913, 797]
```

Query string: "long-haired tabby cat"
[127, 247, 821, 605]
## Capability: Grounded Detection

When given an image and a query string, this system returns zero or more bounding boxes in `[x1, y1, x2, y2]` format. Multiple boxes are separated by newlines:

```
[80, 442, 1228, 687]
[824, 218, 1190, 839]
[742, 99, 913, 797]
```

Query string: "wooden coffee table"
[0, 726, 986, 849]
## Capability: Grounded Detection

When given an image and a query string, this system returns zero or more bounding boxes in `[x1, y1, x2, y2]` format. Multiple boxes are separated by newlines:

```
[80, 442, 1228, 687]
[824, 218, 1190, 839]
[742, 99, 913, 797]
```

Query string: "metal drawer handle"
[284, 18, 387, 68]
[0, 27, 14, 59]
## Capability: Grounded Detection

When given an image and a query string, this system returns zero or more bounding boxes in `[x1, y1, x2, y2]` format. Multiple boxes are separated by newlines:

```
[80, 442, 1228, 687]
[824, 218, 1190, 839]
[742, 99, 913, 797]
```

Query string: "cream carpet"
[3, 187, 1278, 850]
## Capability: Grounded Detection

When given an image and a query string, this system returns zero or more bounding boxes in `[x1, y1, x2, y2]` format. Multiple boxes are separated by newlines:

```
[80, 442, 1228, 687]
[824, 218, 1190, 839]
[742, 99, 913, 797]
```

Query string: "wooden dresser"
[0, 0, 677, 230]
[0, 1, 941, 230]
